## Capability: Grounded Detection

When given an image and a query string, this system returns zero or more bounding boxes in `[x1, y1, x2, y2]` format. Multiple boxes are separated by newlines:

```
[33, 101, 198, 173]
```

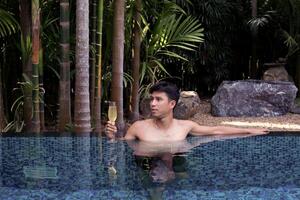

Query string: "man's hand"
[105, 121, 118, 139]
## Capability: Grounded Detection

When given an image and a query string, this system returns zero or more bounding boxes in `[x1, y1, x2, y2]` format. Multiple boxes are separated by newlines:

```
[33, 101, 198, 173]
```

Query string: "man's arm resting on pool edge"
[188, 121, 269, 136]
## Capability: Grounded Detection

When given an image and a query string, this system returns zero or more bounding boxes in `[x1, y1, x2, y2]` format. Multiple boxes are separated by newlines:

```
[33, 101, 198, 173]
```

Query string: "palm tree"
[31, 0, 41, 132]
[140, 13, 204, 89]
[58, 0, 71, 132]
[111, 0, 125, 133]
[0, 7, 19, 37]
[74, 0, 91, 133]
[20, 0, 33, 132]
[130, 0, 142, 122]
[94, 0, 104, 133]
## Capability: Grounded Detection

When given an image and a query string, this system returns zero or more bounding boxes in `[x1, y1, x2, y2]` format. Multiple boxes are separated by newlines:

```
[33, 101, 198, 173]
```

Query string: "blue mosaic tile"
[1, 134, 300, 199]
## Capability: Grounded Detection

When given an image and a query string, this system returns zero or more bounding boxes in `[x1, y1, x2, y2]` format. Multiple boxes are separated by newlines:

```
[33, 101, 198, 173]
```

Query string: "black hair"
[149, 81, 180, 104]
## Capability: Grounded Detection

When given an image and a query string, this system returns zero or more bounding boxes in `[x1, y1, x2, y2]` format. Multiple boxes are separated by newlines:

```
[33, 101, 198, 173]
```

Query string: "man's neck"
[153, 114, 174, 130]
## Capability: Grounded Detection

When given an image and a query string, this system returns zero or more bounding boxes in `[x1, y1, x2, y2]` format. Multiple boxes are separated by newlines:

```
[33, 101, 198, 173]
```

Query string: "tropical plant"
[177, 0, 244, 94]
[3, 76, 45, 132]
[20, 35, 33, 132]
[140, 12, 204, 97]
[0, 4, 19, 131]
[0, 8, 19, 38]
[247, 0, 300, 92]
[19, 0, 33, 132]
[31, 0, 41, 132]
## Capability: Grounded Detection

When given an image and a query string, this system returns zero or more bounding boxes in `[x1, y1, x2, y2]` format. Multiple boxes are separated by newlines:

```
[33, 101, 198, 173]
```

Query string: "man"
[106, 81, 268, 141]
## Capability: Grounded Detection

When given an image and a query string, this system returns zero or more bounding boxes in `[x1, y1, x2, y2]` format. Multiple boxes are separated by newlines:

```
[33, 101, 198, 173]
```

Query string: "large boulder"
[174, 91, 201, 119]
[140, 91, 201, 119]
[211, 80, 298, 117]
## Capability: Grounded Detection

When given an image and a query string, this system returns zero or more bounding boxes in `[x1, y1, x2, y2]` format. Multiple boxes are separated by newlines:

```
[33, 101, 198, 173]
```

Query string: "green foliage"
[3, 75, 32, 132]
[102, 65, 133, 100]
[139, 1, 204, 97]
[3, 74, 45, 132]
[0, 8, 19, 38]
[20, 35, 32, 64]
[64, 123, 74, 132]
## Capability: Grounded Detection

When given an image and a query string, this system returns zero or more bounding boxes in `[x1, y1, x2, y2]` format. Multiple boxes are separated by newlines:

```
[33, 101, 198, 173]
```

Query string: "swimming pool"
[1, 132, 300, 199]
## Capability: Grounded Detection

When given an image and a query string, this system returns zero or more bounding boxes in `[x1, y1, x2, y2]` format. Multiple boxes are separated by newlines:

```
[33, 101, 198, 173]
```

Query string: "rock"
[290, 104, 300, 114]
[174, 91, 201, 119]
[263, 66, 290, 81]
[211, 80, 298, 117]
[140, 91, 201, 119]
[140, 97, 151, 118]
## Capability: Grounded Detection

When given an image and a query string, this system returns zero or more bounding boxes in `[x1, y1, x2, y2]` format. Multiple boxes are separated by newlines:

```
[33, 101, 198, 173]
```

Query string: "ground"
[190, 99, 300, 131]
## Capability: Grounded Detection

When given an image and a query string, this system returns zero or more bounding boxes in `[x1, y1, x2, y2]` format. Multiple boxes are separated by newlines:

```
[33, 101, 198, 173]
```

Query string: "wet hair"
[149, 81, 180, 104]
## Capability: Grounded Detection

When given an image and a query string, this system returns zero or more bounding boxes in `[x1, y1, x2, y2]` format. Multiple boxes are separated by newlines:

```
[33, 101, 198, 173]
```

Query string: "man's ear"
[170, 100, 176, 109]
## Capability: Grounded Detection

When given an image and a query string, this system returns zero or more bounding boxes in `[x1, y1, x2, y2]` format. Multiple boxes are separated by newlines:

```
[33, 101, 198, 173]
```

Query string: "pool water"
[1, 132, 300, 199]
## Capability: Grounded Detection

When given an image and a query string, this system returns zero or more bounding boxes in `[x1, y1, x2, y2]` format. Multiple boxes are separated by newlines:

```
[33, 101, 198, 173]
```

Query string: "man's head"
[149, 81, 180, 104]
[149, 81, 180, 118]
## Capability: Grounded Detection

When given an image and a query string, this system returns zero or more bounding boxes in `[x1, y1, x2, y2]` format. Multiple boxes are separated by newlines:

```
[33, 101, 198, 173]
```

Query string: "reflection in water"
[127, 135, 244, 199]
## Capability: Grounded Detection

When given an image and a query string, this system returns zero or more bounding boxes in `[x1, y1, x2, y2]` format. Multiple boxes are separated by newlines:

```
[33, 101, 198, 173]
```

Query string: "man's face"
[150, 91, 176, 118]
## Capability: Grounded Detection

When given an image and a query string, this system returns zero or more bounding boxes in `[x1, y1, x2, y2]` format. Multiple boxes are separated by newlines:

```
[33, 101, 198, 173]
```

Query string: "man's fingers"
[106, 127, 117, 133]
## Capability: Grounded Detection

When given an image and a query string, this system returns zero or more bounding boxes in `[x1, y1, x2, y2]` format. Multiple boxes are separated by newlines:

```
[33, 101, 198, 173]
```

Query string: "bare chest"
[136, 125, 189, 142]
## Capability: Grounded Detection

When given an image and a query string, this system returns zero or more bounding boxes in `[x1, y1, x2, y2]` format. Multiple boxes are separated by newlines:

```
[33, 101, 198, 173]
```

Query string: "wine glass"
[108, 101, 117, 125]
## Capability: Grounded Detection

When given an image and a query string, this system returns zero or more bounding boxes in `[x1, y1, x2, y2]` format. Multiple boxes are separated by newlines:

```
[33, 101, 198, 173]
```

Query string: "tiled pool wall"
[1, 134, 300, 199]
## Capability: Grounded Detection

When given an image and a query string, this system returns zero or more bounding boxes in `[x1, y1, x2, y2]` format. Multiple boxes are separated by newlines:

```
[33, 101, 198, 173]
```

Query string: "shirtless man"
[106, 81, 268, 141]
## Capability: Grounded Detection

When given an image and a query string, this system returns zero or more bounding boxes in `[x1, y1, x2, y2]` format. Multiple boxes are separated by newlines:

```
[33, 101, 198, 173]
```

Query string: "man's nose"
[150, 100, 157, 106]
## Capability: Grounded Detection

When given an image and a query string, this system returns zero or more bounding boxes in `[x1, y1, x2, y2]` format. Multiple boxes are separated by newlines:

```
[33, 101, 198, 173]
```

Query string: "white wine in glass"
[108, 101, 117, 123]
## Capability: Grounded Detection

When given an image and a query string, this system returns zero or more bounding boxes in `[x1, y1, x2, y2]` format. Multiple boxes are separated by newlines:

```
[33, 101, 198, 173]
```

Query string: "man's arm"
[124, 123, 138, 140]
[105, 121, 137, 140]
[187, 121, 268, 136]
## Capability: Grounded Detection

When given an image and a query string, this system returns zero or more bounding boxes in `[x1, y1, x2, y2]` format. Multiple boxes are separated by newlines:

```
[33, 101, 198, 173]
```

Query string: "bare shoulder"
[176, 119, 197, 127]
[125, 120, 150, 140]
[130, 119, 151, 128]
[127, 119, 151, 133]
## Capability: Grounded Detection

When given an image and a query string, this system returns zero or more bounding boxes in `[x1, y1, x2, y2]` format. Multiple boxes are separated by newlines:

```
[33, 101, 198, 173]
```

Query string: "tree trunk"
[58, 0, 72, 132]
[20, 0, 33, 132]
[130, 0, 142, 122]
[31, 0, 41, 133]
[74, 0, 91, 133]
[94, 0, 104, 134]
[111, 0, 125, 134]
[90, 0, 97, 127]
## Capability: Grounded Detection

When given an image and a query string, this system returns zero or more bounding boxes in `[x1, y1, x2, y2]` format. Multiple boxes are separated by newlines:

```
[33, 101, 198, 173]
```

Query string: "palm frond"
[0, 8, 19, 38]
[150, 14, 204, 58]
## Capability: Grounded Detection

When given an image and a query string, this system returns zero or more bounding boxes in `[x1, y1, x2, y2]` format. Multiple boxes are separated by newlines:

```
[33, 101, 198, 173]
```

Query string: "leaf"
[0, 8, 19, 38]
